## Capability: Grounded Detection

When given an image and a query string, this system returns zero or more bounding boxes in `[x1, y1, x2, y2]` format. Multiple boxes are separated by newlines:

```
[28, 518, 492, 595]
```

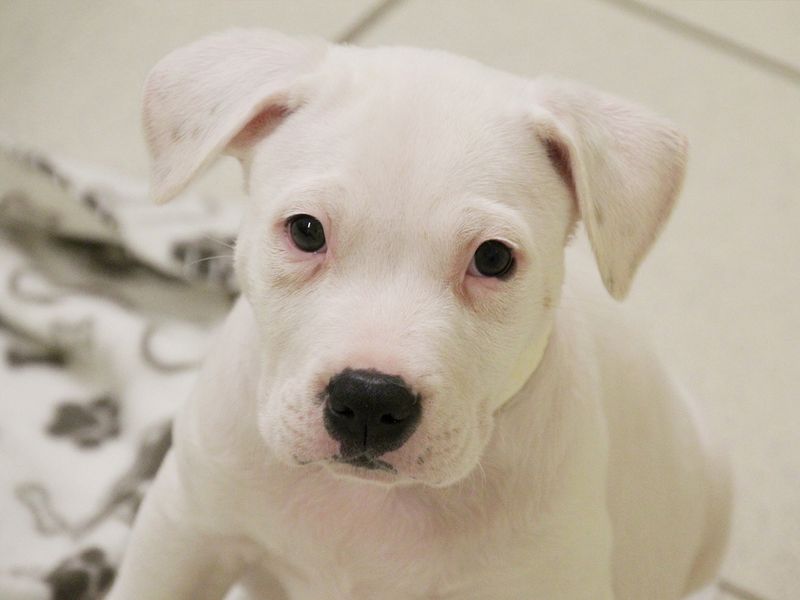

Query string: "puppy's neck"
[495, 319, 554, 415]
[485, 319, 578, 505]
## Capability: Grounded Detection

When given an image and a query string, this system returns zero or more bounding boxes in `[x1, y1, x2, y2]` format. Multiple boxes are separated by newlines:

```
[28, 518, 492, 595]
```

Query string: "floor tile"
[358, 2, 799, 599]
[720, 579, 772, 600]
[0, 0, 382, 198]
[636, 0, 800, 72]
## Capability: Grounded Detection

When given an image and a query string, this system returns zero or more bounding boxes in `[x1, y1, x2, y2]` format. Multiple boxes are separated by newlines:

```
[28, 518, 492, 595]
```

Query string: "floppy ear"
[143, 29, 327, 204]
[531, 79, 688, 300]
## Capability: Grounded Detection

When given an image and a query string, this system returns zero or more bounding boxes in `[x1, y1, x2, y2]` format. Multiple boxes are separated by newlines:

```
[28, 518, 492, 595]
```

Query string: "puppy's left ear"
[143, 29, 327, 204]
[531, 79, 688, 300]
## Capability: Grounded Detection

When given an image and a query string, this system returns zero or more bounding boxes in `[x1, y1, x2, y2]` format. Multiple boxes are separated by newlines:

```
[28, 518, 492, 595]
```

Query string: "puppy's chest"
[250, 480, 534, 599]
[259, 526, 526, 600]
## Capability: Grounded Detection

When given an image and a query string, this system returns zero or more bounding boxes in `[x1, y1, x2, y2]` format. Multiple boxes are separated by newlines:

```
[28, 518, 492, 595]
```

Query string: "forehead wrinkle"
[444, 197, 533, 251]
[267, 175, 347, 220]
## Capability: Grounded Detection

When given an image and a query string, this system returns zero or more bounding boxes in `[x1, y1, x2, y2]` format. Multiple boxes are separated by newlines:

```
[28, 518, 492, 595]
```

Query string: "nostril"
[333, 405, 355, 419]
[379, 413, 405, 425]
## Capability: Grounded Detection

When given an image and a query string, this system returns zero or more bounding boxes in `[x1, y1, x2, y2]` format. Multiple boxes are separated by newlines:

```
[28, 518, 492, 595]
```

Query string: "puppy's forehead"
[255, 46, 541, 217]
[339, 49, 535, 187]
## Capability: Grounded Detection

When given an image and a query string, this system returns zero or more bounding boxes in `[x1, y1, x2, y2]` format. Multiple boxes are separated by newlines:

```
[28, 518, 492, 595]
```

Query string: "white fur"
[108, 30, 731, 600]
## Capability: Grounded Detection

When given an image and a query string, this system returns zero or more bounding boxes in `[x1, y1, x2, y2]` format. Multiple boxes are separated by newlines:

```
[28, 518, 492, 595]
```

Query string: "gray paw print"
[46, 546, 115, 600]
[47, 395, 120, 448]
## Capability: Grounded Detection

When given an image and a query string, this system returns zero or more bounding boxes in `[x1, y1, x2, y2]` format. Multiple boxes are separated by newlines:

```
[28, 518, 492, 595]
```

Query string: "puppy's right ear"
[143, 29, 327, 204]
[530, 79, 687, 300]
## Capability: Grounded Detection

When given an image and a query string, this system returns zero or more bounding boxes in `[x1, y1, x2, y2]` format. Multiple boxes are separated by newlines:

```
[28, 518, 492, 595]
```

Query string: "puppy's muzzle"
[324, 369, 421, 462]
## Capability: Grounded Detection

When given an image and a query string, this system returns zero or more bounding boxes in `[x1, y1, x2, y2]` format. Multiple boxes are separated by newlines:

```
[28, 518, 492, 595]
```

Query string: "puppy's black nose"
[324, 369, 421, 458]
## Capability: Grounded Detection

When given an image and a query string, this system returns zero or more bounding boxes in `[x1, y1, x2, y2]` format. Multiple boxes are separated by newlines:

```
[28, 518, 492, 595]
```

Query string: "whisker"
[475, 459, 488, 489]
[203, 234, 236, 251]
[183, 254, 233, 269]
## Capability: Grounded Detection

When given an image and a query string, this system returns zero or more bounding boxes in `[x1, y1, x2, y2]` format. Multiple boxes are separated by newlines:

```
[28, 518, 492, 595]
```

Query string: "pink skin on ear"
[228, 105, 293, 159]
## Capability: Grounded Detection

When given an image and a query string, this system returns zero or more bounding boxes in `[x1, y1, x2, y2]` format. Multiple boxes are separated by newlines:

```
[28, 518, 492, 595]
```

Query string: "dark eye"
[287, 214, 326, 253]
[470, 240, 514, 278]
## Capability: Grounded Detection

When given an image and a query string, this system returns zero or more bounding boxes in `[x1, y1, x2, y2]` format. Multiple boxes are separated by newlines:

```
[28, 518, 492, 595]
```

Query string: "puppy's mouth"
[333, 454, 396, 473]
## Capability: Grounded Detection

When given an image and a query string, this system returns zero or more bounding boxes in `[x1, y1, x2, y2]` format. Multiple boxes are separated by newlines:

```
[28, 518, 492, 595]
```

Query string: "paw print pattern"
[45, 546, 115, 600]
[79, 189, 118, 230]
[29, 155, 68, 189]
[47, 396, 120, 448]
[54, 237, 139, 277]
[5, 340, 67, 368]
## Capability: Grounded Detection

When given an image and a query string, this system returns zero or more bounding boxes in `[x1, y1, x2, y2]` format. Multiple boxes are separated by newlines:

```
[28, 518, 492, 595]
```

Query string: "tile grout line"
[595, 0, 800, 87]
[719, 578, 772, 600]
[335, 0, 406, 44]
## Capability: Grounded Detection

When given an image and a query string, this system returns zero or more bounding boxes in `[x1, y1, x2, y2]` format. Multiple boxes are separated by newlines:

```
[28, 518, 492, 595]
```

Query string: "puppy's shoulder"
[559, 238, 662, 370]
[173, 298, 264, 467]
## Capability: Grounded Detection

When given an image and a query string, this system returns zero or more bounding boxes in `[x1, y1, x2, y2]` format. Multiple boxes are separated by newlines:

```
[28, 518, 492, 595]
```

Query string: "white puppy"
[108, 30, 731, 600]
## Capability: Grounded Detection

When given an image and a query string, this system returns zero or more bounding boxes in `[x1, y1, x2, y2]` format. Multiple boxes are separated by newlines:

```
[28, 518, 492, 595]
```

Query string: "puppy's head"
[145, 30, 686, 486]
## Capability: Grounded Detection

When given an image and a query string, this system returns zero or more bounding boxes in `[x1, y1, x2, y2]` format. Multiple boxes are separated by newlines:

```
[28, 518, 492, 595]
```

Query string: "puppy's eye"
[287, 214, 326, 253]
[469, 240, 514, 278]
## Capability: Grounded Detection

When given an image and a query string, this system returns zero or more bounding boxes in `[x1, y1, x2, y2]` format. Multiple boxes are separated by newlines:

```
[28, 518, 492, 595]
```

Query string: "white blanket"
[0, 136, 240, 600]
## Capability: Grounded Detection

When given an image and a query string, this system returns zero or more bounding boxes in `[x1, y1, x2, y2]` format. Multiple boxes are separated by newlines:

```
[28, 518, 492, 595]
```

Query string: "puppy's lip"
[292, 454, 316, 466]
[334, 454, 396, 473]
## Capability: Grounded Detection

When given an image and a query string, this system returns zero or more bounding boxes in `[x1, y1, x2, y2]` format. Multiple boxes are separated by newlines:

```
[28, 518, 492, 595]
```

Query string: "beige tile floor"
[1, 1, 798, 599]
[637, 0, 800, 71]
[0, 0, 383, 199]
